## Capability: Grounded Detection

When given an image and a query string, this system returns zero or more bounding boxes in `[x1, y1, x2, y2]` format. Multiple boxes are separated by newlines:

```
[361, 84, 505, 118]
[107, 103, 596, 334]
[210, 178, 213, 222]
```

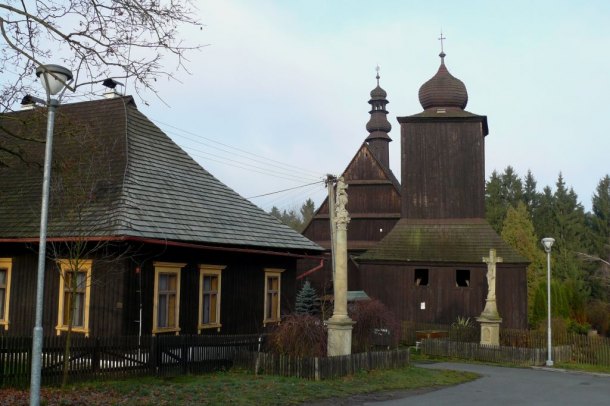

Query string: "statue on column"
[478, 248, 503, 346]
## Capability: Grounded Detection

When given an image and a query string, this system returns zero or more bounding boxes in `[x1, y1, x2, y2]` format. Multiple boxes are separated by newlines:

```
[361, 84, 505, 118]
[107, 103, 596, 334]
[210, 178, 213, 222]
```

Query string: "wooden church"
[301, 51, 529, 329]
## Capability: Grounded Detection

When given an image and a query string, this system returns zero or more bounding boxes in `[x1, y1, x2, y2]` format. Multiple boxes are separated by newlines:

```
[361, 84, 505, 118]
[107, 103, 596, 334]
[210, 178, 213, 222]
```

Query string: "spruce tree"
[295, 280, 318, 315]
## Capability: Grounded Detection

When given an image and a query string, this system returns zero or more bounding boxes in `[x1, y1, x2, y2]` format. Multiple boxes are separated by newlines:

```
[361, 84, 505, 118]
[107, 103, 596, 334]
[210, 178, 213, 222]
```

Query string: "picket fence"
[0, 334, 262, 388]
[235, 348, 410, 381]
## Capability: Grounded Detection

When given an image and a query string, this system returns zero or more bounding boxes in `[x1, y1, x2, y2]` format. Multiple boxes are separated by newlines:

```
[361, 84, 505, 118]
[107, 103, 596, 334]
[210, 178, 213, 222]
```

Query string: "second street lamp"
[541, 237, 555, 367]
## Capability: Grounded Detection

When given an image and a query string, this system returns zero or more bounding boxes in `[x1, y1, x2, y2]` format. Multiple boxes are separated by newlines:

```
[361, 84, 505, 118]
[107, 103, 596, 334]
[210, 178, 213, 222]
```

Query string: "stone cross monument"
[477, 248, 503, 346]
[327, 177, 354, 356]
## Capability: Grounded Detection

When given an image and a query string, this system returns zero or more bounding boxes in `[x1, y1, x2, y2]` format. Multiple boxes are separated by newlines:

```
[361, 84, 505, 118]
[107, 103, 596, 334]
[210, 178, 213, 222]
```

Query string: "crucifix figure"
[483, 248, 503, 302]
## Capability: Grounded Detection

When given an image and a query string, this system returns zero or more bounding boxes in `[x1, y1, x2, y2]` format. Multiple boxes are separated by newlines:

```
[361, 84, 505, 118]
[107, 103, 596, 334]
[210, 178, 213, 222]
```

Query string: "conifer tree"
[295, 280, 318, 315]
[502, 202, 546, 319]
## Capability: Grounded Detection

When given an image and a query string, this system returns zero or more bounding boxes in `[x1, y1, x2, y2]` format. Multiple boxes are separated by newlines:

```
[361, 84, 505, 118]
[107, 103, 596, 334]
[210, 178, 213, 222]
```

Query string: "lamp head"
[541, 237, 555, 253]
[36, 64, 73, 96]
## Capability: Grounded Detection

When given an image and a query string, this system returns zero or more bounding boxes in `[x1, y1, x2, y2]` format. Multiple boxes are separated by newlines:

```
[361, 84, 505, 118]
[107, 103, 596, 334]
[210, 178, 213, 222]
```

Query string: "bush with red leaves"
[349, 299, 401, 353]
[267, 314, 327, 357]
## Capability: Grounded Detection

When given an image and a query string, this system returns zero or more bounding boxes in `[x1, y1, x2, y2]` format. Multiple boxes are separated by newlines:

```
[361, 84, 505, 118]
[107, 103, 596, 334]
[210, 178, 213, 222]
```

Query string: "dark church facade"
[301, 52, 529, 329]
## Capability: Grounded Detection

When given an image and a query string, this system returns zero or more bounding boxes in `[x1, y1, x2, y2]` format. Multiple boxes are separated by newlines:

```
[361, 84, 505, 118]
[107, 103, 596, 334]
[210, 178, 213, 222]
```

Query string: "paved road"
[366, 362, 610, 406]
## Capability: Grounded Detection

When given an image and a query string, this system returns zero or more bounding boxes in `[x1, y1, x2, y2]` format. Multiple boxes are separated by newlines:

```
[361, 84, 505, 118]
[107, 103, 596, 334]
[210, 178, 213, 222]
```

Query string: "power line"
[154, 119, 326, 179]
[247, 180, 324, 199]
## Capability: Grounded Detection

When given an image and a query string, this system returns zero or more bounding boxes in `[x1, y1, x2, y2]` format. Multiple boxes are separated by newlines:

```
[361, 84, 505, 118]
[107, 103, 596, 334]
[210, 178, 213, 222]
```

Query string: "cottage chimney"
[20, 95, 37, 110]
[365, 66, 392, 169]
[102, 78, 124, 98]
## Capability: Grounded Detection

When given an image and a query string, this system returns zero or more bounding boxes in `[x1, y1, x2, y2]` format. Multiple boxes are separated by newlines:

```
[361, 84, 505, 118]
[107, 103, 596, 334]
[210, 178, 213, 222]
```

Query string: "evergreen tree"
[485, 166, 524, 234]
[533, 186, 555, 240]
[300, 198, 316, 231]
[295, 280, 318, 315]
[485, 170, 505, 233]
[591, 175, 610, 259]
[522, 170, 540, 217]
[501, 202, 546, 319]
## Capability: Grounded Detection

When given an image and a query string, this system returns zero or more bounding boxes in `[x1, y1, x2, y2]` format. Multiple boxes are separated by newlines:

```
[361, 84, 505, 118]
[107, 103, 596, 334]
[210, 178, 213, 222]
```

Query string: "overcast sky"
[127, 1, 610, 212]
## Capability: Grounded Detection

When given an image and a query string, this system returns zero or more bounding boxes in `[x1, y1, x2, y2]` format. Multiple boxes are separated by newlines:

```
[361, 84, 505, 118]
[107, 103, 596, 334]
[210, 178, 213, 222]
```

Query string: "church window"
[414, 269, 429, 286]
[455, 269, 470, 287]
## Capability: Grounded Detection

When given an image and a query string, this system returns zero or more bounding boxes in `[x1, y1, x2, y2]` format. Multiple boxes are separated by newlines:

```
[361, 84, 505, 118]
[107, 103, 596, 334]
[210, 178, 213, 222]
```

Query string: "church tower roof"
[366, 67, 392, 139]
[418, 51, 468, 111]
[365, 67, 392, 169]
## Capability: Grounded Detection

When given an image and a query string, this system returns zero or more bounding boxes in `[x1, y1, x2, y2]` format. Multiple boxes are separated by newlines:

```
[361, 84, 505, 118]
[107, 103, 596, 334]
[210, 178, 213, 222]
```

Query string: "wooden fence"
[0, 334, 263, 388]
[417, 326, 610, 367]
[234, 349, 410, 381]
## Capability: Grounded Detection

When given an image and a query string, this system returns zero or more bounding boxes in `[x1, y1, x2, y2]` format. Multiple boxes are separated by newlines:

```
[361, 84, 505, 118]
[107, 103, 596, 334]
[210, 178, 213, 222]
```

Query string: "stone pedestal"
[477, 317, 502, 346]
[327, 316, 355, 356]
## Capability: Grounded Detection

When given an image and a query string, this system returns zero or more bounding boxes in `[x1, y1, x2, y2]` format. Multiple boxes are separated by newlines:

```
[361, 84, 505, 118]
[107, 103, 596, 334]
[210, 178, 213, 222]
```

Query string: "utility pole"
[326, 174, 337, 280]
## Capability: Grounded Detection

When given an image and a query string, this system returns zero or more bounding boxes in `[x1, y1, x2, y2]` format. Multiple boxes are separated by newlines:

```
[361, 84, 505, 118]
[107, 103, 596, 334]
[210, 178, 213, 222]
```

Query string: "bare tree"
[44, 112, 132, 387]
[0, 0, 202, 165]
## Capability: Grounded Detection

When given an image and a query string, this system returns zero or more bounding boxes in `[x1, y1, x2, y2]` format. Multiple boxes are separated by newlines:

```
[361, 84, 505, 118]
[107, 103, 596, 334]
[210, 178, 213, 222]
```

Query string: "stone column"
[327, 177, 354, 356]
[478, 248, 503, 346]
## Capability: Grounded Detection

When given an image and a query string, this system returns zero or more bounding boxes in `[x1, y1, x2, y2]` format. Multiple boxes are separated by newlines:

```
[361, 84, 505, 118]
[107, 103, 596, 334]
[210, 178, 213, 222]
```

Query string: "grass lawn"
[0, 366, 478, 405]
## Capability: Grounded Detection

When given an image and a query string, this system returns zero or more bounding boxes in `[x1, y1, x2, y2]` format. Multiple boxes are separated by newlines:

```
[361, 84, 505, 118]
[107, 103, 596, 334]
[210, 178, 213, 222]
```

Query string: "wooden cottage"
[0, 96, 322, 337]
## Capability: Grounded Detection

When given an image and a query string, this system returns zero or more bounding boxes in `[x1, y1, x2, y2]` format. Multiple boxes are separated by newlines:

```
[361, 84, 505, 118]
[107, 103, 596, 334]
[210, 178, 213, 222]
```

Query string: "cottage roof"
[418, 52, 468, 110]
[0, 96, 322, 252]
[357, 218, 528, 264]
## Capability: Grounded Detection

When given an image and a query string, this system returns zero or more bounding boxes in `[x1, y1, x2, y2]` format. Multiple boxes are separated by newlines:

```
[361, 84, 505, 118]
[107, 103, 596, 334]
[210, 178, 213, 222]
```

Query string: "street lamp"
[541, 237, 555, 367]
[30, 64, 72, 406]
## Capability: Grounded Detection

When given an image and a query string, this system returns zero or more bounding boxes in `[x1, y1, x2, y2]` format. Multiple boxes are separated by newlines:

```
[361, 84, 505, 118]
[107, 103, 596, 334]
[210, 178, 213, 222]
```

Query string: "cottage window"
[198, 264, 225, 333]
[153, 262, 184, 335]
[456, 269, 470, 287]
[263, 269, 284, 325]
[0, 258, 12, 330]
[414, 269, 429, 286]
[56, 259, 92, 336]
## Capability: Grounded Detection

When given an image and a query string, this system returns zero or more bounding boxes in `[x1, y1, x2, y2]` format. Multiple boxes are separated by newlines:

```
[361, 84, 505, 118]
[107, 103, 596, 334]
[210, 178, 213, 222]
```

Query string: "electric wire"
[154, 119, 326, 179]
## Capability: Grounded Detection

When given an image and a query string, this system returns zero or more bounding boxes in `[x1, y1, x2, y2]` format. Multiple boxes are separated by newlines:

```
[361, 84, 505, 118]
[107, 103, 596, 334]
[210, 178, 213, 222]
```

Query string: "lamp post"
[541, 237, 555, 367]
[30, 64, 72, 406]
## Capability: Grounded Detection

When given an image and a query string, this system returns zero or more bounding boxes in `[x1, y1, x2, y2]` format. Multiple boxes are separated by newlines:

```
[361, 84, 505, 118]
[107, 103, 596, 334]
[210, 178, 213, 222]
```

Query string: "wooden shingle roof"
[0, 97, 321, 252]
[357, 218, 528, 264]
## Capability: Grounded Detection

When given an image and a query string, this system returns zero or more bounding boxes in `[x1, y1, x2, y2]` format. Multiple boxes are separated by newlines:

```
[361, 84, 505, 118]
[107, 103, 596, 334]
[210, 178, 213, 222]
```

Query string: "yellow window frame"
[56, 259, 92, 337]
[0, 258, 13, 330]
[198, 264, 225, 333]
[153, 262, 185, 335]
[263, 268, 284, 326]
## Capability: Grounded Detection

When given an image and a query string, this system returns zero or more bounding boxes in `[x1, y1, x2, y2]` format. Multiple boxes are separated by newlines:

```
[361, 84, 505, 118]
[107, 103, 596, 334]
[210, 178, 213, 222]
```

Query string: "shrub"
[349, 299, 400, 353]
[267, 314, 327, 357]
[586, 300, 610, 336]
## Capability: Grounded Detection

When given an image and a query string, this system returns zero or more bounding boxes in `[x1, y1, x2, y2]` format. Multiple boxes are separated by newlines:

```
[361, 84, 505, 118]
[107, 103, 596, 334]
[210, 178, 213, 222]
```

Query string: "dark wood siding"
[300, 145, 401, 294]
[401, 120, 485, 219]
[359, 262, 527, 329]
[1, 243, 300, 337]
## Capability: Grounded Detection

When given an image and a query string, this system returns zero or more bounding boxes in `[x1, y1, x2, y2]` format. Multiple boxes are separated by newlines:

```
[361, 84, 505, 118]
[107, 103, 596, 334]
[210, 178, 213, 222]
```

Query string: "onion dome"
[418, 52, 468, 110]
[366, 69, 392, 135]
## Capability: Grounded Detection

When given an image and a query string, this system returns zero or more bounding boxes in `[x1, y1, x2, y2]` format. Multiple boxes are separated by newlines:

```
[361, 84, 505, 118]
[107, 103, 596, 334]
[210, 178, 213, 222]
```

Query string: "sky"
[16, 0, 610, 213]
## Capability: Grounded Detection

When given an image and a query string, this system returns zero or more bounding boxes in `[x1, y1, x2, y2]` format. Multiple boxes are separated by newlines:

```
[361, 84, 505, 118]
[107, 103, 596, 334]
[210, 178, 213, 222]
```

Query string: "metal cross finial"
[375, 65, 380, 85]
[438, 30, 446, 53]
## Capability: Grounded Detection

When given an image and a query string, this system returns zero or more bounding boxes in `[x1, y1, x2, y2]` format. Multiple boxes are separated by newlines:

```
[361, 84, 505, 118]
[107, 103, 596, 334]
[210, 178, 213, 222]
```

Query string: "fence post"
[181, 335, 188, 375]
[150, 336, 158, 375]
[92, 338, 101, 374]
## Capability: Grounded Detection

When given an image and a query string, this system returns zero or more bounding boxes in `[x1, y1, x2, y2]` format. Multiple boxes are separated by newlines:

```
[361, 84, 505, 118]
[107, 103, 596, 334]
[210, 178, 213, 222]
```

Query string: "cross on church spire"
[438, 30, 446, 60]
[375, 65, 380, 86]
